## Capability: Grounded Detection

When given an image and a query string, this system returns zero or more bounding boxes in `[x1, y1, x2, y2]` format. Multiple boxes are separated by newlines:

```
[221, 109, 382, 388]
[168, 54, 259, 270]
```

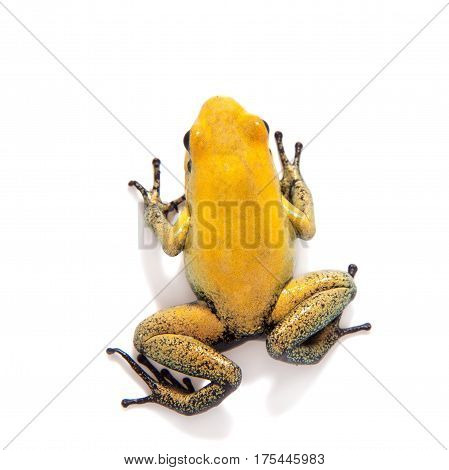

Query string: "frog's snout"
[199, 96, 244, 117]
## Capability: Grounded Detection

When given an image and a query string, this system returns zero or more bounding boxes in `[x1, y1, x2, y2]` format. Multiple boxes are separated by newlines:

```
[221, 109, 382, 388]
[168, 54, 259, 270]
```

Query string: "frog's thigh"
[134, 302, 225, 348]
[267, 271, 356, 364]
[134, 303, 241, 415]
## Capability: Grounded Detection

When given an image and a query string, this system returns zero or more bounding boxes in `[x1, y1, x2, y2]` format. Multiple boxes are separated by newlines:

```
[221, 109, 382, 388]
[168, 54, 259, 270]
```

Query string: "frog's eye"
[262, 120, 270, 134]
[183, 130, 191, 152]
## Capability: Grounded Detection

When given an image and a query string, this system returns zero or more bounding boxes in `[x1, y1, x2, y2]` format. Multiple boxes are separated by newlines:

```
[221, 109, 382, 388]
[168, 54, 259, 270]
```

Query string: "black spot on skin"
[262, 120, 270, 134]
[187, 159, 192, 173]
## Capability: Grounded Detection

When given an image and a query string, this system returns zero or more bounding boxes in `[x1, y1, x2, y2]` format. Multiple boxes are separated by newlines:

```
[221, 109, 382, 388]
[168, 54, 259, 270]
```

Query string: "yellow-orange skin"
[184, 97, 295, 335]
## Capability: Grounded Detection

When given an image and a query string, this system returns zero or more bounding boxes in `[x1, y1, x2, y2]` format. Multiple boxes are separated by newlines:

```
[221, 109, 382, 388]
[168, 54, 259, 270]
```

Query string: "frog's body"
[107, 97, 371, 415]
[185, 98, 295, 335]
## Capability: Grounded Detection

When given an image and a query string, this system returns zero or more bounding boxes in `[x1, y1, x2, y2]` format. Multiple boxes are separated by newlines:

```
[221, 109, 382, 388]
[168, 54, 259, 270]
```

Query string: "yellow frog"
[107, 97, 371, 415]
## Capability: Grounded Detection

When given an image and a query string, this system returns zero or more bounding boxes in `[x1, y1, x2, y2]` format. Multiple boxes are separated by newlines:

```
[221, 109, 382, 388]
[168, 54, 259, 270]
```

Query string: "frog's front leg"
[129, 158, 190, 256]
[266, 266, 371, 364]
[274, 131, 315, 240]
[108, 303, 241, 415]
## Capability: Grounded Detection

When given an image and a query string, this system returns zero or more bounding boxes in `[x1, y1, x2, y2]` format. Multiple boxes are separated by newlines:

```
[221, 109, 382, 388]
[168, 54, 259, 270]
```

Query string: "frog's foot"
[135, 334, 241, 415]
[267, 268, 371, 365]
[323, 302, 372, 338]
[274, 131, 303, 168]
[106, 348, 160, 407]
[334, 264, 371, 336]
[129, 158, 185, 216]
[286, 315, 371, 366]
[106, 348, 195, 407]
[274, 131, 304, 196]
[329, 264, 371, 336]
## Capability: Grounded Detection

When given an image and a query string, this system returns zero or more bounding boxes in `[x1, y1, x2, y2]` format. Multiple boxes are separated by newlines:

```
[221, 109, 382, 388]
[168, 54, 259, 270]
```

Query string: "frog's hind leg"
[107, 303, 241, 415]
[266, 266, 371, 365]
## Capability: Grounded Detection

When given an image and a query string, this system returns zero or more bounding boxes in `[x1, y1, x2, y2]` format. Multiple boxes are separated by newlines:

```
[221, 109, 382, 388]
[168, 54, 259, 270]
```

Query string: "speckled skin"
[107, 97, 371, 415]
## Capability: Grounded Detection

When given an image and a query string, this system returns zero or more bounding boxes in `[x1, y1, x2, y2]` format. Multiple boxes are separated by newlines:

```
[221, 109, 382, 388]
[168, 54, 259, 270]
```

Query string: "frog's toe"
[107, 347, 159, 391]
[274, 131, 290, 167]
[121, 392, 158, 408]
[293, 141, 303, 166]
[160, 368, 195, 393]
[128, 180, 150, 204]
[274, 131, 303, 169]
[348, 263, 358, 278]
[137, 353, 195, 393]
[339, 322, 372, 336]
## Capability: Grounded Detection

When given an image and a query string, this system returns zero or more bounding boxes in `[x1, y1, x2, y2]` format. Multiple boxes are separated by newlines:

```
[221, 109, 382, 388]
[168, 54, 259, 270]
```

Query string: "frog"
[107, 96, 371, 415]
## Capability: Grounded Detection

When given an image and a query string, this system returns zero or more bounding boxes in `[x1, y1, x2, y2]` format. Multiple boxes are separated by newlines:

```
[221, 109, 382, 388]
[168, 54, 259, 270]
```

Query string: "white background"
[1, 1, 448, 468]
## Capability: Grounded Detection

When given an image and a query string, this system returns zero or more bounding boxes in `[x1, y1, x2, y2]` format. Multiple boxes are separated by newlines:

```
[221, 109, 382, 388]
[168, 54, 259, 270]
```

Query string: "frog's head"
[184, 96, 269, 168]
[183, 96, 280, 203]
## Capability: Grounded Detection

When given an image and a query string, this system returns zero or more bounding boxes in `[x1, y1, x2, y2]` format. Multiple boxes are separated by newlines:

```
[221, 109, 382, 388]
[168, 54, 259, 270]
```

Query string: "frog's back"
[184, 98, 295, 335]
